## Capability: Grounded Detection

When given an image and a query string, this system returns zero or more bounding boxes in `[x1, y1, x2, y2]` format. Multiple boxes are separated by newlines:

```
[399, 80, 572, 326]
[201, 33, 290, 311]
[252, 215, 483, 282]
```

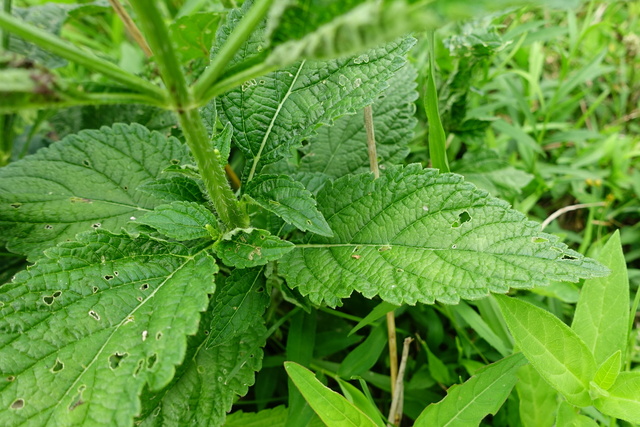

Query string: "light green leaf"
[452, 301, 512, 357]
[169, 12, 221, 63]
[138, 176, 207, 204]
[0, 124, 192, 260]
[299, 62, 418, 178]
[0, 230, 216, 426]
[214, 228, 294, 268]
[206, 267, 269, 348]
[593, 351, 621, 392]
[556, 401, 599, 427]
[284, 362, 379, 427]
[516, 364, 558, 427]
[496, 295, 597, 407]
[593, 372, 640, 424]
[225, 406, 288, 427]
[244, 175, 332, 236]
[217, 11, 414, 179]
[414, 353, 527, 426]
[281, 165, 608, 307]
[136, 201, 218, 241]
[137, 304, 266, 427]
[572, 231, 629, 364]
[336, 378, 386, 427]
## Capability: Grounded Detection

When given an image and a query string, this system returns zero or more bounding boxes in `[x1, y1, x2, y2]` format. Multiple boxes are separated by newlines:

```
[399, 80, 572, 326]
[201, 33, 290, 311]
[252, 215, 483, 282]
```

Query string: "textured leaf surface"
[169, 12, 221, 62]
[138, 176, 206, 204]
[0, 124, 192, 259]
[214, 228, 294, 268]
[245, 175, 332, 236]
[281, 165, 607, 306]
[0, 230, 216, 426]
[496, 295, 597, 407]
[217, 11, 414, 179]
[285, 362, 378, 427]
[414, 353, 527, 426]
[299, 63, 417, 178]
[516, 364, 557, 427]
[206, 268, 269, 348]
[593, 372, 640, 424]
[572, 231, 629, 364]
[136, 201, 218, 241]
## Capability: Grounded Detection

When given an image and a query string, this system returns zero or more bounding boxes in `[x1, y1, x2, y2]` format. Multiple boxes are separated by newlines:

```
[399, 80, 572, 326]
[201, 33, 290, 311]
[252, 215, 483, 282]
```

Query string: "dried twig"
[540, 202, 607, 231]
[387, 337, 413, 426]
[109, 0, 153, 57]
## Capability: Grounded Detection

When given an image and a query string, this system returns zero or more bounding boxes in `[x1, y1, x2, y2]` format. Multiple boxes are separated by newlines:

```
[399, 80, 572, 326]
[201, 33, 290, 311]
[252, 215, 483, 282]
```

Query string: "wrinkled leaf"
[214, 228, 294, 268]
[136, 201, 218, 241]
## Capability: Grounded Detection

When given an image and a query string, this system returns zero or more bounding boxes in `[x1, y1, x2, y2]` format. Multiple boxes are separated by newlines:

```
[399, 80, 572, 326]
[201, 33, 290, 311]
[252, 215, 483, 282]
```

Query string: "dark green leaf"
[136, 201, 219, 241]
[214, 228, 294, 268]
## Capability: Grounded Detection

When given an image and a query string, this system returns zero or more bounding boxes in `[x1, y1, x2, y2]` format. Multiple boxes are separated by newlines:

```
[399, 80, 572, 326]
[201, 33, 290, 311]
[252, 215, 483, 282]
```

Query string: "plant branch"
[0, 11, 165, 101]
[191, 0, 274, 102]
[108, 0, 152, 57]
[540, 202, 607, 231]
[387, 337, 413, 427]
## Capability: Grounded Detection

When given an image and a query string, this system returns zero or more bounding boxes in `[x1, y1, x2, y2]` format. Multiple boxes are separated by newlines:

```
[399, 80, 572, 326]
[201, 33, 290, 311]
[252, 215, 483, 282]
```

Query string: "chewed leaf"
[136, 201, 219, 241]
[281, 164, 608, 307]
[244, 174, 332, 236]
[214, 228, 294, 268]
[0, 230, 216, 426]
[0, 124, 192, 260]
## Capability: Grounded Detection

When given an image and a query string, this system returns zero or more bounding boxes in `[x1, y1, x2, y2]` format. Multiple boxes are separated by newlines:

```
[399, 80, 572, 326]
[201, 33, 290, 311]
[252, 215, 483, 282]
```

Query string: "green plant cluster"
[0, 0, 638, 426]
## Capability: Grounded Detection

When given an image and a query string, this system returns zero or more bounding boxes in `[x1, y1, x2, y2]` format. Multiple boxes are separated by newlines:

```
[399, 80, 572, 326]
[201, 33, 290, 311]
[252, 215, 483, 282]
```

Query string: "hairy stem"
[192, 0, 274, 102]
[0, 11, 165, 101]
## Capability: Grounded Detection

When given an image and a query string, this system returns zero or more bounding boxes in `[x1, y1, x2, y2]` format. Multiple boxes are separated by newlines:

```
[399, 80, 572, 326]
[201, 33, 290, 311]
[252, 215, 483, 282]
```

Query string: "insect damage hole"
[451, 211, 471, 228]
[147, 353, 157, 369]
[109, 352, 129, 370]
[10, 399, 24, 409]
[51, 358, 64, 373]
[88, 310, 100, 321]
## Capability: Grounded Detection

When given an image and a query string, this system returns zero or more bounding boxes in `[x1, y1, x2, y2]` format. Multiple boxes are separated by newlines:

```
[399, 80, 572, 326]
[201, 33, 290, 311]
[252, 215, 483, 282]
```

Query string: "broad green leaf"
[244, 174, 332, 236]
[206, 267, 269, 348]
[216, 10, 414, 179]
[136, 201, 219, 241]
[516, 364, 557, 427]
[556, 401, 599, 427]
[214, 228, 294, 268]
[593, 372, 640, 424]
[592, 351, 621, 391]
[0, 124, 192, 260]
[169, 12, 221, 62]
[348, 301, 398, 336]
[336, 378, 386, 427]
[299, 63, 418, 178]
[338, 324, 387, 378]
[281, 165, 608, 307]
[138, 176, 207, 204]
[414, 353, 527, 426]
[0, 230, 216, 426]
[284, 362, 379, 427]
[137, 303, 266, 427]
[572, 231, 629, 364]
[496, 295, 597, 407]
[225, 405, 325, 427]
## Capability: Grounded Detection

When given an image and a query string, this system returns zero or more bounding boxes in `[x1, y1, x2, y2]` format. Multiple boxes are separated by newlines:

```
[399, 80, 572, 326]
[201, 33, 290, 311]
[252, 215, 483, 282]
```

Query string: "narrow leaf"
[0, 124, 192, 259]
[281, 165, 608, 307]
[452, 301, 512, 357]
[348, 301, 398, 337]
[572, 231, 629, 364]
[244, 175, 332, 236]
[336, 378, 386, 427]
[0, 230, 216, 426]
[496, 295, 597, 407]
[414, 353, 527, 426]
[136, 201, 219, 241]
[593, 372, 640, 424]
[284, 362, 378, 427]
[214, 228, 294, 268]
[338, 324, 387, 379]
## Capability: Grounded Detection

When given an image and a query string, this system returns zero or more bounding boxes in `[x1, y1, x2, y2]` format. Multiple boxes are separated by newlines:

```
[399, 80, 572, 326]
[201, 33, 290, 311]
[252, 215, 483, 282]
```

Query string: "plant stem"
[107, 0, 152, 57]
[192, 0, 274, 102]
[0, 11, 165, 101]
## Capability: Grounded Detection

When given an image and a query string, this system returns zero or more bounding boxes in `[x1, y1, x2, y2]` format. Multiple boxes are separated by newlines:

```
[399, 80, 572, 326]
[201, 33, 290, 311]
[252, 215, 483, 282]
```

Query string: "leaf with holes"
[280, 165, 607, 307]
[0, 124, 192, 260]
[0, 230, 216, 426]
[244, 175, 332, 236]
[214, 228, 294, 268]
[299, 63, 418, 178]
[136, 201, 219, 241]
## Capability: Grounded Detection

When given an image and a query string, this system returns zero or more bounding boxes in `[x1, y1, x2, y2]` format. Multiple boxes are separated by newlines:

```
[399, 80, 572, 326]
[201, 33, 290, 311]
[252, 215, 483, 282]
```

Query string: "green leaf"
[284, 362, 379, 427]
[136, 201, 219, 241]
[338, 324, 387, 379]
[244, 174, 332, 236]
[451, 301, 512, 357]
[555, 401, 599, 427]
[348, 301, 398, 336]
[336, 378, 386, 427]
[299, 62, 418, 178]
[225, 406, 288, 427]
[414, 353, 527, 426]
[417, 337, 451, 385]
[206, 267, 269, 348]
[138, 176, 207, 204]
[592, 351, 621, 391]
[169, 12, 221, 63]
[516, 364, 558, 427]
[0, 124, 192, 260]
[281, 165, 608, 307]
[214, 228, 294, 268]
[593, 372, 640, 424]
[217, 17, 414, 180]
[137, 304, 266, 427]
[495, 295, 597, 407]
[572, 231, 629, 364]
[212, 122, 233, 163]
[0, 230, 216, 426]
